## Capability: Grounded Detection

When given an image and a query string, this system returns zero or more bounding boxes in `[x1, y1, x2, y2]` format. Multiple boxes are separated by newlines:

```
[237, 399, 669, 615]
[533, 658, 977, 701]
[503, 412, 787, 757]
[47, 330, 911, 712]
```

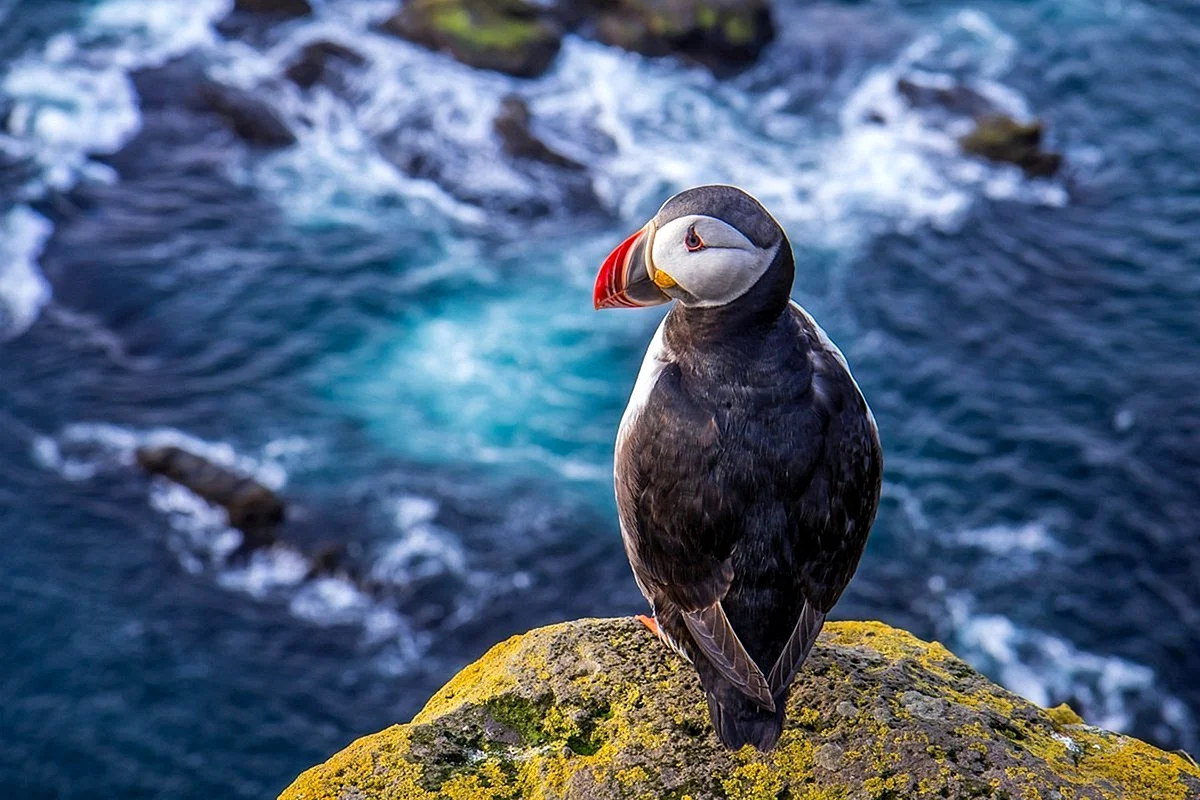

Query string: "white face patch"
[649, 215, 779, 307]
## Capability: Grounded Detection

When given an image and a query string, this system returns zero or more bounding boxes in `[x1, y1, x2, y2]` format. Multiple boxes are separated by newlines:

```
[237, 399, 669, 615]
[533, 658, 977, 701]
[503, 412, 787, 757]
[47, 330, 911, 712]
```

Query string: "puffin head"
[593, 185, 790, 314]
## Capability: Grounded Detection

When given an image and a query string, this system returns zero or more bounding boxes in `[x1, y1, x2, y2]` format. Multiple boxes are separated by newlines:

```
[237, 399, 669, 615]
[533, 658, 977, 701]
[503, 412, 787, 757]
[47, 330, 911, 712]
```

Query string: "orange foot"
[635, 613, 660, 637]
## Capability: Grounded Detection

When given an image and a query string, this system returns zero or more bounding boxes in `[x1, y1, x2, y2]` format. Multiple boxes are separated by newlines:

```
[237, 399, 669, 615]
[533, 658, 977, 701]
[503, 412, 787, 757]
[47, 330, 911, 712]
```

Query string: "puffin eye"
[684, 224, 705, 252]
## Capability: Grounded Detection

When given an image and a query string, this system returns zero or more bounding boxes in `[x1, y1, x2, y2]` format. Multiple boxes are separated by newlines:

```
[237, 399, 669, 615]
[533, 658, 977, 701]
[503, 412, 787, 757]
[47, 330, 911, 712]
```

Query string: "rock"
[587, 0, 775, 71]
[232, 0, 312, 16]
[218, 0, 312, 37]
[280, 618, 1200, 800]
[196, 80, 298, 148]
[380, 0, 564, 79]
[136, 445, 284, 551]
[494, 95, 585, 171]
[129, 58, 295, 149]
[284, 40, 368, 89]
[896, 76, 996, 118]
[960, 115, 1063, 179]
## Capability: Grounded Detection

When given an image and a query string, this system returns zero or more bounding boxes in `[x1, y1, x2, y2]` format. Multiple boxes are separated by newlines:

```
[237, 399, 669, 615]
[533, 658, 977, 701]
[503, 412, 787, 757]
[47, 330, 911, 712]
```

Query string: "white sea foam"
[3, 57, 140, 189]
[0, 206, 53, 339]
[804, 10, 1066, 244]
[85, 0, 230, 69]
[0, 0, 233, 334]
[233, 7, 1063, 256]
[28, 419, 435, 657]
[34, 421, 291, 489]
[946, 595, 1196, 744]
[950, 520, 1058, 555]
[218, 547, 311, 598]
[372, 495, 474, 607]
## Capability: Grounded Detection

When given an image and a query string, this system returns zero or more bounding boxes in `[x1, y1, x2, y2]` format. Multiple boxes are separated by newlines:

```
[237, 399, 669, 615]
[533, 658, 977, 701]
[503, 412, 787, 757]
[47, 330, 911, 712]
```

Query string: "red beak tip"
[594, 227, 646, 311]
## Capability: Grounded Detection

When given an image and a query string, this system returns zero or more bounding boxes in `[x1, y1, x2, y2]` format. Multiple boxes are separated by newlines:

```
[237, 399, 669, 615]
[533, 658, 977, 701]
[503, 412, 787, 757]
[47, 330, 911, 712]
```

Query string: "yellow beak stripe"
[652, 269, 677, 289]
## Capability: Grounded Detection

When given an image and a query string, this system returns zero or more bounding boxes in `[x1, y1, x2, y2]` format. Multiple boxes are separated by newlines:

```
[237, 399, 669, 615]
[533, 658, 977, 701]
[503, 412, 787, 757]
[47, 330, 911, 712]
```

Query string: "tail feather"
[706, 690, 785, 752]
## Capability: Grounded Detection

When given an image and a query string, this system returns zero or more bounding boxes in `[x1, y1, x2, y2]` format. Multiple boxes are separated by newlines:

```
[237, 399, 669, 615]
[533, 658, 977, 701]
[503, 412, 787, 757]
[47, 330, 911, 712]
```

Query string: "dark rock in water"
[586, 0, 775, 72]
[960, 115, 1063, 178]
[135, 445, 284, 552]
[196, 81, 297, 148]
[217, 0, 312, 44]
[381, 0, 563, 79]
[281, 618, 1200, 799]
[232, 0, 312, 16]
[131, 57, 296, 149]
[304, 541, 380, 594]
[380, 95, 602, 219]
[494, 95, 585, 171]
[284, 40, 368, 89]
[896, 76, 997, 118]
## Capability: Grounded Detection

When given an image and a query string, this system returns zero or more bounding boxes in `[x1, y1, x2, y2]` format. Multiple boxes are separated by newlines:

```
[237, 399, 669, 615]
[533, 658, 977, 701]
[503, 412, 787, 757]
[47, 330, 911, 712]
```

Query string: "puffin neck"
[667, 244, 795, 350]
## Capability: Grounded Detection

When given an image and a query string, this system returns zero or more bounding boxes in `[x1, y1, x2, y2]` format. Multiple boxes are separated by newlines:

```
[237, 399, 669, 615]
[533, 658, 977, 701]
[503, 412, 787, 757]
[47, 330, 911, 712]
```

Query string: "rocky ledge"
[280, 618, 1198, 800]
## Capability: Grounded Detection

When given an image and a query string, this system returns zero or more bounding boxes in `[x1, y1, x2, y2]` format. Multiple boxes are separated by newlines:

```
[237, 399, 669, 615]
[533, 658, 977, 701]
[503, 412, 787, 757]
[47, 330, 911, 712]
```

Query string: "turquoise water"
[2, 0, 1200, 796]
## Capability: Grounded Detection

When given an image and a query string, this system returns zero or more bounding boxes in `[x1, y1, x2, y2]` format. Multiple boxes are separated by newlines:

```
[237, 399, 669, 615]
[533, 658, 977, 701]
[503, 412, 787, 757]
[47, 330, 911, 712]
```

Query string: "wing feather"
[683, 603, 775, 712]
[767, 600, 826, 696]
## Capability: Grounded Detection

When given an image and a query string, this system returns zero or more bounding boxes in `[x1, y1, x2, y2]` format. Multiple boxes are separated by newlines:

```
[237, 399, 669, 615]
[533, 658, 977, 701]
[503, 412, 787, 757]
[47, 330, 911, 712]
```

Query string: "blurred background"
[1, 0, 1199, 797]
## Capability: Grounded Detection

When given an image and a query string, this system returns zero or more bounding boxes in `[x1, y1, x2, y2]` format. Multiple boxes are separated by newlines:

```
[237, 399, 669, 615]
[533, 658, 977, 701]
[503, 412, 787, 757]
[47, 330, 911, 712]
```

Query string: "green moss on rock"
[589, 0, 774, 70]
[280, 619, 1200, 800]
[959, 115, 1064, 178]
[380, 0, 562, 78]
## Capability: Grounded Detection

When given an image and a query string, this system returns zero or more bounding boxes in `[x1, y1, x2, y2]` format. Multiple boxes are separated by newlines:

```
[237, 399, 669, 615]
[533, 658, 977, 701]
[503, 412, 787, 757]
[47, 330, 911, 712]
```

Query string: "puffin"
[593, 185, 882, 752]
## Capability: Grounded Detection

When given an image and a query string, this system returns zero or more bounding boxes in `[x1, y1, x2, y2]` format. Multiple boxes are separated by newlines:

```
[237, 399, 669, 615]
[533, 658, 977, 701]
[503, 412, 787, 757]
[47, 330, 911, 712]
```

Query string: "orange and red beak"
[593, 223, 671, 310]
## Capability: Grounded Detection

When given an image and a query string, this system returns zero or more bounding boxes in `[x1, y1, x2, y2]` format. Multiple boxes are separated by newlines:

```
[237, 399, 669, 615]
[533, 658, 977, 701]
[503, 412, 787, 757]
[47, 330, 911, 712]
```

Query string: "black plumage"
[611, 187, 883, 751]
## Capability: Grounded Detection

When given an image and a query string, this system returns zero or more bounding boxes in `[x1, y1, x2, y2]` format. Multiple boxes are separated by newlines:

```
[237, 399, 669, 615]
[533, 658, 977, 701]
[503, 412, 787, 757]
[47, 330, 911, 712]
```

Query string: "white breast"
[615, 317, 671, 472]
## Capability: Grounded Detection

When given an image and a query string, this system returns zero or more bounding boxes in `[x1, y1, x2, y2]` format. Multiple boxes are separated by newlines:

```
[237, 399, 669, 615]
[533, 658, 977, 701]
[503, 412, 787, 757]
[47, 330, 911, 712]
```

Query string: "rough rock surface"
[960, 115, 1063, 179]
[381, 0, 564, 78]
[280, 618, 1200, 800]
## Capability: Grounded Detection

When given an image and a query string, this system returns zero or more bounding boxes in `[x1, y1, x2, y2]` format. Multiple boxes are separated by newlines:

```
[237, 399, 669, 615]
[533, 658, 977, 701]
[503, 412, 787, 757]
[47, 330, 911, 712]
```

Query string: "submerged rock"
[136, 445, 284, 551]
[587, 0, 775, 70]
[896, 76, 996, 118]
[129, 58, 296, 149]
[197, 80, 298, 148]
[381, 0, 564, 79]
[284, 40, 369, 90]
[218, 0, 313, 37]
[494, 95, 585, 171]
[280, 618, 1199, 799]
[960, 115, 1063, 179]
[232, 0, 312, 17]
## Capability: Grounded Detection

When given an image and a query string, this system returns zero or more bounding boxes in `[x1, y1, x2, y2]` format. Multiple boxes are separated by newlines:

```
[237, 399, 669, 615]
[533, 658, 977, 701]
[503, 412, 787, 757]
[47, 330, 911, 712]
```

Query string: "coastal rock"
[494, 95, 585, 171]
[136, 445, 284, 552]
[896, 76, 997, 118]
[197, 80, 298, 148]
[284, 40, 369, 89]
[380, 0, 564, 79]
[218, 0, 313, 37]
[586, 0, 775, 71]
[129, 58, 295, 149]
[960, 115, 1063, 178]
[280, 618, 1200, 800]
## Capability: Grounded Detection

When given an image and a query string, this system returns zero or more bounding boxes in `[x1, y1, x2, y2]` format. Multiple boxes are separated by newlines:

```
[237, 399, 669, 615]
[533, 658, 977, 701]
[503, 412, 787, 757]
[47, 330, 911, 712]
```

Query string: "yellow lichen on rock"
[279, 618, 1200, 800]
